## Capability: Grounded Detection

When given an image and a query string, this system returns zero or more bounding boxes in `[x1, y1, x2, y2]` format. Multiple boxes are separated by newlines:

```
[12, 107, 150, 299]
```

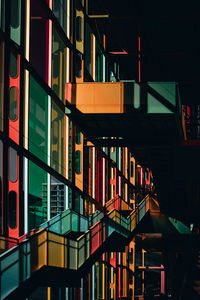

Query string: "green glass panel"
[51, 101, 64, 176]
[148, 82, 176, 107]
[71, 212, 79, 231]
[10, 0, 21, 45]
[0, 42, 4, 131]
[147, 93, 173, 114]
[52, 25, 66, 103]
[29, 75, 48, 163]
[28, 161, 47, 230]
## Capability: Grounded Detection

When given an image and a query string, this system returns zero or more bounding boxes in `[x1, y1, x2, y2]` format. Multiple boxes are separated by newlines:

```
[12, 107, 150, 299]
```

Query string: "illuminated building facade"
[0, 1, 197, 300]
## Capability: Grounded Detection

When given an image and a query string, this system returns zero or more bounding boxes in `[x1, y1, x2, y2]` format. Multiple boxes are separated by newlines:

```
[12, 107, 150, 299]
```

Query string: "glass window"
[30, 0, 48, 82]
[0, 0, 5, 31]
[10, 51, 18, 78]
[75, 54, 82, 78]
[68, 119, 72, 181]
[8, 191, 17, 229]
[85, 22, 92, 76]
[0, 140, 2, 233]
[10, 0, 21, 45]
[52, 0, 67, 34]
[51, 101, 65, 176]
[28, 161, 47, 230]
[9, 87, 18, 121]
[76, 16, 82, 42]
[50, 176, 65, 218]
[9, 147, 17, 182]
[76, 126, 81, 145]
[29, 75, 48, 163]
[95, 41, 103, 82]
[52, 25, 67, 103]
[75, 150, 81, 174]
[0, 41, 4, 131]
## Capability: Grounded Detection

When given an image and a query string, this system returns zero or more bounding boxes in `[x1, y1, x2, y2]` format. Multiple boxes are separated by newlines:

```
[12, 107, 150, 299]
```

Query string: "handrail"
[0, 196, 151, 299]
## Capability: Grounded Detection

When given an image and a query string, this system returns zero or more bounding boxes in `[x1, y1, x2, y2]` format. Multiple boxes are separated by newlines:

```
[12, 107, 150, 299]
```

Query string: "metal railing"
[0, 196, 150, 299]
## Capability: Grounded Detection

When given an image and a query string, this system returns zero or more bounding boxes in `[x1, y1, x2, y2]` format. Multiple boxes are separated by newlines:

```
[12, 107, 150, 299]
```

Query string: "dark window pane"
[76, 127, 81, 144]
[9, 87, 18, 121]
[10, 0, 21, 45]
[76, 16, 82, 42]
[30, 0, 48, 82]
[10, 51, 18, 78]
[9, 191, 16, 229]
[75, 150, 81, 174]
[10, 0, 19, 28]
[9, 147, 17, 182]
[0, 42, 4, 131]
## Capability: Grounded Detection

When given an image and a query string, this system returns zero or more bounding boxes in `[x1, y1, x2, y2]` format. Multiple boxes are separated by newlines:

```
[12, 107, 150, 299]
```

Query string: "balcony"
[66, 81, 183, 152]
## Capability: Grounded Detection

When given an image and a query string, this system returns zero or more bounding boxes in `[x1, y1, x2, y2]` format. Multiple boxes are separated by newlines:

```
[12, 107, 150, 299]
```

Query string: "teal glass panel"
[134, 83, 140, 109]
[29, 75, 48, 163]
[52, 25, 66, 103]
[28, 161, 47, 230]
[76, 127, 81, 145]
[10, 0, 21, 45]
[147, 93, 173, 114]
[0, 41, 4, 131]
[52, 0, 67, 34]
[75, 150, 81, 174]
[1, 249, 19, 299]
[148, 82, 176, 107]
[61, 209, 71, 234]
[72, 212, 79, 231]
[51, 101, 65, 176]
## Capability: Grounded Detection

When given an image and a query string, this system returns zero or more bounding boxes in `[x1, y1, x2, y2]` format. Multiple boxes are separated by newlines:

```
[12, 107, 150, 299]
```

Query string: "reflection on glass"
[51, 101, 65, 176]
[28, 161, 47, 230]
[9, 147, 17, 183]
[52, 0, 67, 33]
[10, 0, 21, 45]
[50, 176, 66, 218]
[52, 26, 66, 102]
[29, 75, 48, 163]
[9, 87, 18, 121]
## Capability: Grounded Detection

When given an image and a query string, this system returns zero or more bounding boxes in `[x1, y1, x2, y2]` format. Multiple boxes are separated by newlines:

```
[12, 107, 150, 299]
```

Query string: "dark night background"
[88, 0, 200, 105]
